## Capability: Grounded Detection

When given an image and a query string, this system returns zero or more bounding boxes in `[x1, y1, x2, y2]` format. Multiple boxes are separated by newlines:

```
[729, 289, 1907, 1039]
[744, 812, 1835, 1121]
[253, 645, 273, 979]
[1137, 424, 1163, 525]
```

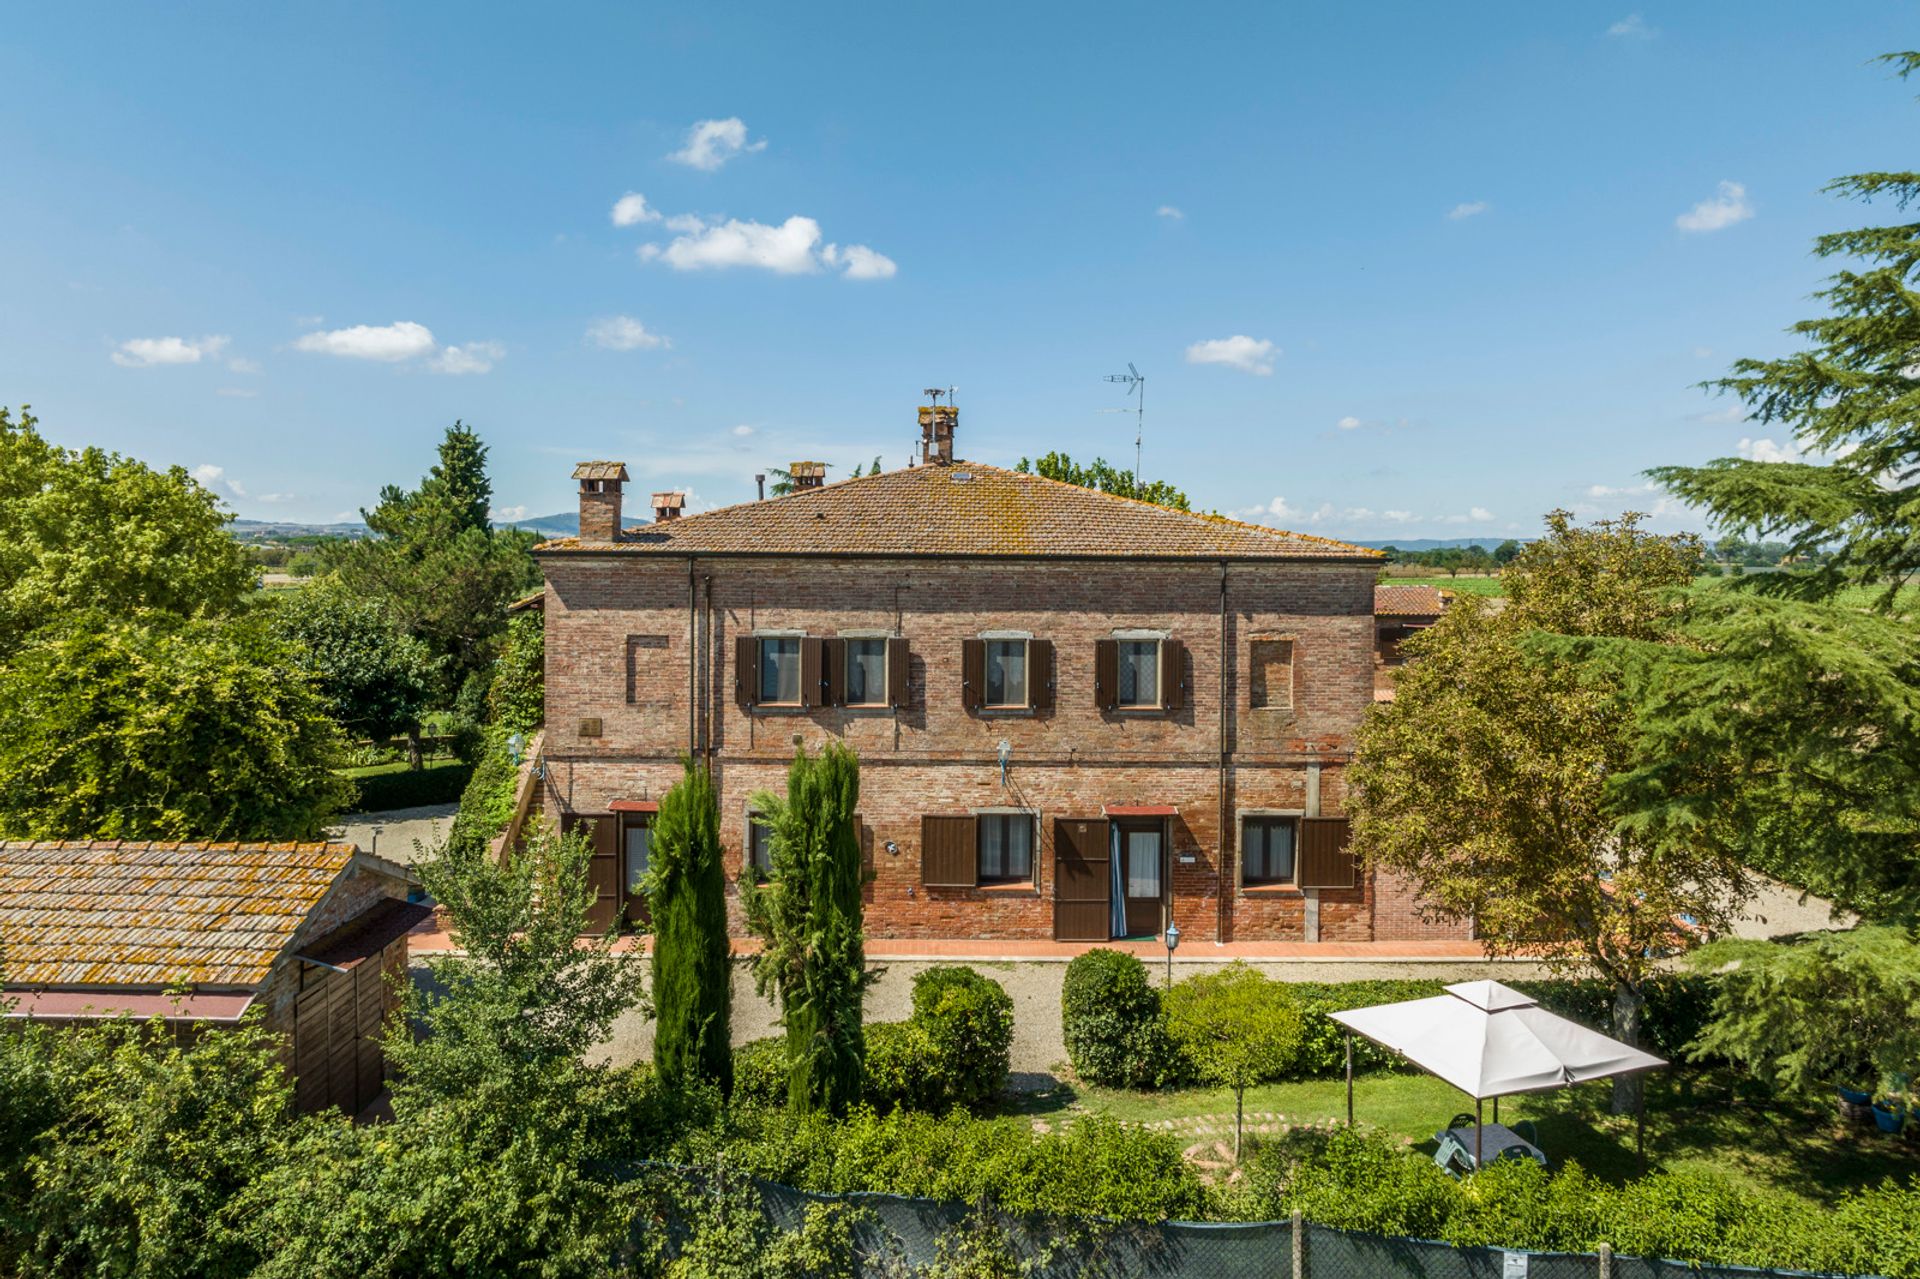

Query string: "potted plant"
[1872, 1095, 1906, 1134]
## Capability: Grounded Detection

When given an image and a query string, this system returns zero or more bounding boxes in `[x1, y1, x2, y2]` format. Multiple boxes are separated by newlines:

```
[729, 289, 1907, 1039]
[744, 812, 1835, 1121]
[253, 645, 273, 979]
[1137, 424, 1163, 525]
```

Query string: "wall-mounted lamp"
[885, 840, 899, 856]
[997, 739, 1012, 786]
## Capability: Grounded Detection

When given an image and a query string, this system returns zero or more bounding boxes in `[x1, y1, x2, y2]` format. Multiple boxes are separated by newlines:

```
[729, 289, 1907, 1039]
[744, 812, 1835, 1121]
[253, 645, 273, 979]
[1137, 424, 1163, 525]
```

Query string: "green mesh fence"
[610, 1163, 1874, 1278]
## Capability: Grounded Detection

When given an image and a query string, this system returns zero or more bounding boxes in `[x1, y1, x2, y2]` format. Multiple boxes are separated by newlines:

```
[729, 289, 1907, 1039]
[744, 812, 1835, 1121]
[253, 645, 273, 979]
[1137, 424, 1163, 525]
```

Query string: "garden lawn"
[1012, 1068, 1920, 1207]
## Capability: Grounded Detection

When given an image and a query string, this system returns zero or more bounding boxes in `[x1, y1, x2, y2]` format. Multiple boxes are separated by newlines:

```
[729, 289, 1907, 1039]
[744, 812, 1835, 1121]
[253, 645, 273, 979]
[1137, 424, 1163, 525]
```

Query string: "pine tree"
[422, 421, 493, 535]
[741, 743, 870, 1114]
[648, 758, 733, 1096]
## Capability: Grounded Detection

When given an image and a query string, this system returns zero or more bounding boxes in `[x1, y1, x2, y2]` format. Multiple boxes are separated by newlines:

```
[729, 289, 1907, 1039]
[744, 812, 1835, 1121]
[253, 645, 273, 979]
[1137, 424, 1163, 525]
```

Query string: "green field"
[1381, 574, 1505, 597]
[1011, 1069, 1920, 1206]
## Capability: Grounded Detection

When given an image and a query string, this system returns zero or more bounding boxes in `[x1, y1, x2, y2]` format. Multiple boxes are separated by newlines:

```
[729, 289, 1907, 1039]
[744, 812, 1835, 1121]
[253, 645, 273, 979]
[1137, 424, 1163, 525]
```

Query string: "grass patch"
[1383, 575, 1505, 597]
[1011, 1068, 1920, 1206]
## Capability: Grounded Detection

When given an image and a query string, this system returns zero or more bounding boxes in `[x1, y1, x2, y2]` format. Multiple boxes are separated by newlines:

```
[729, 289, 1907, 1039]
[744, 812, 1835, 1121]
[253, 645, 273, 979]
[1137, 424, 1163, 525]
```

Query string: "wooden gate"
[1052, 816, 1111, 942]
[292, 936, 406, 1115]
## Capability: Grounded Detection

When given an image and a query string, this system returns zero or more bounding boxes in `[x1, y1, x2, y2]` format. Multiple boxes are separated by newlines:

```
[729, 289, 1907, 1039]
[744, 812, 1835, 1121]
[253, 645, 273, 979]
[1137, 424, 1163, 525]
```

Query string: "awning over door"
[609, 799, 659, 813]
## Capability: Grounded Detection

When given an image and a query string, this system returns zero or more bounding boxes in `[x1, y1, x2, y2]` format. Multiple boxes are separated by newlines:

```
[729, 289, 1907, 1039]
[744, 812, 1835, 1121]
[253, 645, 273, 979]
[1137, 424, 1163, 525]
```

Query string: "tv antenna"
[1104, 363, 1144, 495]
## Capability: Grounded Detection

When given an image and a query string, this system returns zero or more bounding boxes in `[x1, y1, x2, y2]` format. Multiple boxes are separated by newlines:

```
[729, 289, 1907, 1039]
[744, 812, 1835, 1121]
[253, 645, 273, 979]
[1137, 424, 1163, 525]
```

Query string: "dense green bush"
[351, 760, 474, 814]
[1061, 949, 1181, 1087]
[1254, 1125, 1920, 1276]
[730, 1108, 1216, 1221]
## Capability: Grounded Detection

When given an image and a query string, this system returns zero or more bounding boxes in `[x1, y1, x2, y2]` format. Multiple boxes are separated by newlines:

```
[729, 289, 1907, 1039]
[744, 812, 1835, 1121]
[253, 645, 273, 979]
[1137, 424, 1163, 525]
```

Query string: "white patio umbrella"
[1329, 979, 1666, 1168]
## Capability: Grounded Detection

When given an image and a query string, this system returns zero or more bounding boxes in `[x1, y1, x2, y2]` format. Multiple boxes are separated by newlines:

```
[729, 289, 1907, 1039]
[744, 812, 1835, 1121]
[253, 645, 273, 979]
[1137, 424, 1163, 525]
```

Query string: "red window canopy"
[609, 799, 659, 813]
[1103, 804, 1178, 817]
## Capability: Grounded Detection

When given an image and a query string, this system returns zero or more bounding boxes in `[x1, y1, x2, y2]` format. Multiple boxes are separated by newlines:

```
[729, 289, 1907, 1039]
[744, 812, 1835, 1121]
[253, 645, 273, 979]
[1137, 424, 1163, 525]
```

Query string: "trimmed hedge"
[1257, 1126, 1920, 1277]
[349, 760, 473, 814]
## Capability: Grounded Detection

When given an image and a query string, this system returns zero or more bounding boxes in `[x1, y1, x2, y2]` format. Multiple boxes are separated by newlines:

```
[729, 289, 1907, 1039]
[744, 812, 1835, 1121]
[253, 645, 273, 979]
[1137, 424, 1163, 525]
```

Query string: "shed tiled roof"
[1374, 584, 1454, 617]
[0, 841, 356, 989]
[536, 462, 1380, 561]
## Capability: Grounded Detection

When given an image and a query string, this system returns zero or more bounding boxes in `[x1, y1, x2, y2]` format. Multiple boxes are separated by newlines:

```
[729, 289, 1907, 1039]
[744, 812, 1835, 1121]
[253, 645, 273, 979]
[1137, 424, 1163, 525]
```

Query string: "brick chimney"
[652, 491, 685, 522]
[789, 461, 826, 491]
[572, 461, 629, 542]
[918, 404, 957, 465]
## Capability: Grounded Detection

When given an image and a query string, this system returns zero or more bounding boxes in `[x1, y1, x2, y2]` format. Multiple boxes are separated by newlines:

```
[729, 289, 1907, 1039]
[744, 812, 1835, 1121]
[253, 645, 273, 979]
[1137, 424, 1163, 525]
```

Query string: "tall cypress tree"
[742, 742, 870, 1114]
[649, 758, 732, 1095]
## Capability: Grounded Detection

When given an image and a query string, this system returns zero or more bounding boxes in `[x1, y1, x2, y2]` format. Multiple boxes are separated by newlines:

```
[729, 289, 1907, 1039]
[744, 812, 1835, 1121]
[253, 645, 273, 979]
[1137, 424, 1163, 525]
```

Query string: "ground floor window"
[1243, 815, 1297, 885]
[978, 812, 1035, 882]
[748, 813, 774, 878]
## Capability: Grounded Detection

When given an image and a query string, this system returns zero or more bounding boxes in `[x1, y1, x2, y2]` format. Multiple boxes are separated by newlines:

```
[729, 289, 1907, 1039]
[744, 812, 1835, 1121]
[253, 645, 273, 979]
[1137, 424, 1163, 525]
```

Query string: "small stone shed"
[0, 840, 428, 1115]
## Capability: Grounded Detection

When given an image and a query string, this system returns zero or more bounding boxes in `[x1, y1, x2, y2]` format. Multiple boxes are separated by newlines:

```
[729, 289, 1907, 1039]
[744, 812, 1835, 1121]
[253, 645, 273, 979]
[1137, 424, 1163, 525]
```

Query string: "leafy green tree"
[487, 609, 545, 738]
[325, 423, 538, 696]
[1494, 539, 1522, 566]
[742, 743, 871, 1115]
[1685, 928, 1920, 1093]
[1351, 511, 1731, 1112]
[1650, 53, 1920, 603]
[650, 759, 733, 1097]
[0, 406, 253, 657]
[266, 579, 438, 750]
[766, 464, 796, 497]
[0, 615, 352, 840]
[1015, 451, 1191, 510]
[1162, 964, 1303, 1161]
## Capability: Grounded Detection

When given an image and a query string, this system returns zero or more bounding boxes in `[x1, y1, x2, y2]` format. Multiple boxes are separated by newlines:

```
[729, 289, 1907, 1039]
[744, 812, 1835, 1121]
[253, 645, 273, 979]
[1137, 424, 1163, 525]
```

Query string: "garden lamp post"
[1163, 920, 1180, 988]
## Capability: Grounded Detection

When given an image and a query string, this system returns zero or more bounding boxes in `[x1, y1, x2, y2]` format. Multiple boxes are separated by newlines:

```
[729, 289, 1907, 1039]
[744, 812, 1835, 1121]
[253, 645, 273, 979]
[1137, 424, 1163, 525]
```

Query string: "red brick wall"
[539, 554, 1395, 942]
[1371, 865, 1475, 941]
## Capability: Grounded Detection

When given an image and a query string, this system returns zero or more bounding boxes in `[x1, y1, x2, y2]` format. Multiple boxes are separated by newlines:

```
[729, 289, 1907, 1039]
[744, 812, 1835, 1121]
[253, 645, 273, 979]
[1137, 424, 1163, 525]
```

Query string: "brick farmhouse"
[533, 407, 1466, 946]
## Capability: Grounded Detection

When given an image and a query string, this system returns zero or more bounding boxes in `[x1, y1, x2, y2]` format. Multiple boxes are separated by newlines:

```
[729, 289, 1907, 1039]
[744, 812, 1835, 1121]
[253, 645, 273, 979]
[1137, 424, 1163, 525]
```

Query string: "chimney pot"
[918, 405, 957, 465]
[571, 461, 629, 542]
[651, 491, 686, 522]
[789, 461, 827, 491]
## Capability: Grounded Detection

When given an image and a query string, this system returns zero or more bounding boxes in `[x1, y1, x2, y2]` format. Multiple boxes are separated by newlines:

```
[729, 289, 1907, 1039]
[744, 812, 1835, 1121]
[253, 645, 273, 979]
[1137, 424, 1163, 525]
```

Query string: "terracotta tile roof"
[0, 841, 357, 990]
[535, 462, 1382, 561]
[1374, 584, 1454, 617]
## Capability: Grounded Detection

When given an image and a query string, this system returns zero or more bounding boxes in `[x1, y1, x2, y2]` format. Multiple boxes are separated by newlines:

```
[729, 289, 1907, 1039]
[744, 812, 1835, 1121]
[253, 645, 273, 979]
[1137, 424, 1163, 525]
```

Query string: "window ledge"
[977, 881, 1040, 896]
[1240, 884, 1304, 897]
[977, 707, 1037, 717]
[749, 705, 811, 715]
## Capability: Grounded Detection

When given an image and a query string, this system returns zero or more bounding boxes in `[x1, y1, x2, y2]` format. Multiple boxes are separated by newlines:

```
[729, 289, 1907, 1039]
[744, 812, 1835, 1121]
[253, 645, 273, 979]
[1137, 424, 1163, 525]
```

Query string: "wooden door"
[563, 813, 622, 931]
[1118, 820, 1166, 938]
[1052, 817, 1110, 941]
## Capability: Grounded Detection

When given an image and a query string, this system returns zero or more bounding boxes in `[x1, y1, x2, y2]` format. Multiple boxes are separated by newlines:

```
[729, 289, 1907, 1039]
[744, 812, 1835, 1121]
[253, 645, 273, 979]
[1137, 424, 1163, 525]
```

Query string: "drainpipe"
[1218, 561, 1230, 945]
[688, 557, 698, 758]
[703, 573, 715, 773]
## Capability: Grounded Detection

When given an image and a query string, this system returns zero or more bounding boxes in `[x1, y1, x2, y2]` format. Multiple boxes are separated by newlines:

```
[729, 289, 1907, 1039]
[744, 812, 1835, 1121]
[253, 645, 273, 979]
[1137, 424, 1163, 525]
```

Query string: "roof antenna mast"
[1104, 362, 1145, 496]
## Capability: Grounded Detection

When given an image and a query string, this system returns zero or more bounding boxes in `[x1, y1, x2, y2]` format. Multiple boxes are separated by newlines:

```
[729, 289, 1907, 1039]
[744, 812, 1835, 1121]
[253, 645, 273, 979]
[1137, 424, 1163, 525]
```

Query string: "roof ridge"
[622, 461, 903, 534]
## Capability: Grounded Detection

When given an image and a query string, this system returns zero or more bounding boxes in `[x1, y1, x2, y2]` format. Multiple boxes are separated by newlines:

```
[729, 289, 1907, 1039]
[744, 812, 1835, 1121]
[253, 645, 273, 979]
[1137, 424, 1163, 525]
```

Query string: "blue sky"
[2, 3, 1914, 539]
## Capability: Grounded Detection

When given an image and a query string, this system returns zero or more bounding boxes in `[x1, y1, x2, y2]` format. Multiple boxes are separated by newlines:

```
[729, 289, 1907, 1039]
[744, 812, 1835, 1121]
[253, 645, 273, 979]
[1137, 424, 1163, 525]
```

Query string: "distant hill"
[230, 512, 578, 541]
[1349, 537, 1521, 552]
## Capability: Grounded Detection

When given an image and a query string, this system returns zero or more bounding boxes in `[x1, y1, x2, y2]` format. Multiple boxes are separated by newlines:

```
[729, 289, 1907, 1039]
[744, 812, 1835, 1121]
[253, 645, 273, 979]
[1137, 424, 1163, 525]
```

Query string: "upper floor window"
[1116, 639, 1161, 708]
[758, 637, 802, 704]
[1243, 815, 1297, 885]
[985, 639, 1028, 708]
[845, 638, 889, 706]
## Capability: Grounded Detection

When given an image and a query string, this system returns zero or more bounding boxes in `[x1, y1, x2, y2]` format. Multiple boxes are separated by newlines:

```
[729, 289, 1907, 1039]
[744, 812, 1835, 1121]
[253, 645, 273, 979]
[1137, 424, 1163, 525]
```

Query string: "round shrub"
[1061, 948, 1180, 1088]
[729, 1036, 787, 1109]
[909, 966, 1014, 1109]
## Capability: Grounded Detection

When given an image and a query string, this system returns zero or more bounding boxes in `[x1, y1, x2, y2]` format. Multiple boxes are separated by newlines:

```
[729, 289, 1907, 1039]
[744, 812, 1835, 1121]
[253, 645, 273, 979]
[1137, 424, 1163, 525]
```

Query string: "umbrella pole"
[1637, 1088, 1647, 1176]
[1345, 1033, 1354, 1128]
[1475, 1097, 1483, 1170]
[1493, 1095, 1499, 1125]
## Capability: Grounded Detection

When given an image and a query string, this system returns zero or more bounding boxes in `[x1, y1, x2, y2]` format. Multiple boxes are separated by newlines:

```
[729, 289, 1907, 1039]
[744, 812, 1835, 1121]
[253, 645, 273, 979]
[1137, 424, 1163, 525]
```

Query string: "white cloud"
[1691, 404, 1746, 425]
[1447, 201, 1489, 220]
[492, 504, 529, 522]
[1337, 415, 1363, 430]
[587, 315, 670, 351]
[215, 387, 259, 399]
[294, 320, 438, 362]
[731, 424, 755, 437]
[641, 213, 895, 279]
[1240, 498, 1495, 531]
[227, 356, 262, 375]
[1738, 436, 1801, 464]
[1608, 13, 1655, 38]
[112, 335, 230, 368]
[1676, 181, 1753, 233]
[192, 464, 245, 499]
[293, 321, 501, 373]
[663, 213, 707, 233]
[1469, 506, 1494, 522]
[1157, 205, 1185, 220]
[667, 117, 766, 171]
[1691, 346, 1714, 359]
[256, 492, 295, 504]
[1588, 482, 1658, 498]
[1185, 335, 1278, 376]
[610, 192, 662, 227]
[821, 242, 898, 280]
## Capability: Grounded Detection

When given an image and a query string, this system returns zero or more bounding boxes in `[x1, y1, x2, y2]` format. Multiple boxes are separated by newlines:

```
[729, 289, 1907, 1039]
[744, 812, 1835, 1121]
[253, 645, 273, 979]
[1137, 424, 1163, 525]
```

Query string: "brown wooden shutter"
[564, 813, 623, 930]
[800, 637, 824, 709]
[921, 814, 978, 888]
[735, 636, 757, 706]
[1094, 639, 1119, 711]
[1160, 638, 1186, 711]
[822, 638, 846, 707]
[961, 639, 985, 713]
[1029, 639, 1055, 710]
[1052, 816, 1111, 941]
[1299, 816, 1356, 889]
[887, 638, 910, 709]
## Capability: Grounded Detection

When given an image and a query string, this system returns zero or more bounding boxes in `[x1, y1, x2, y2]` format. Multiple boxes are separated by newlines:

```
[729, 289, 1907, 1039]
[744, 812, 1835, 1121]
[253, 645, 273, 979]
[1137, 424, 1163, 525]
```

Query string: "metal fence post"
[1292, 1209, 1305, 1279]
[1598, 1241, 1612, 1279]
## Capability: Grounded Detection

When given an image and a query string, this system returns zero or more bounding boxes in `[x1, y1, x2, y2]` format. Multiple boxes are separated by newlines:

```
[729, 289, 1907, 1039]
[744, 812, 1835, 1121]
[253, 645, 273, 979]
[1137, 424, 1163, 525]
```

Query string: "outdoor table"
[1433, 1122, 1547, 1173]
